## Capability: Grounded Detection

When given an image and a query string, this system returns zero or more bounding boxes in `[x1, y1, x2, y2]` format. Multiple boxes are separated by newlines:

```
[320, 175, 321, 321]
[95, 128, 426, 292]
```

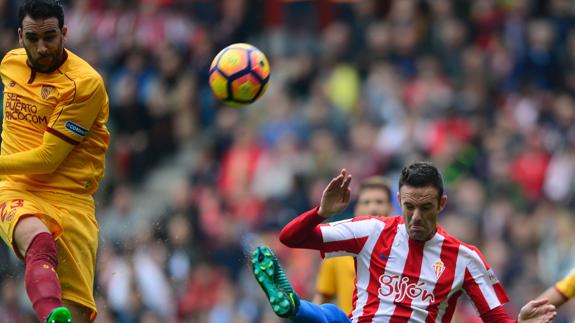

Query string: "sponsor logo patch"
[379, 274, 435, 303]
[65, 121, 88, 137]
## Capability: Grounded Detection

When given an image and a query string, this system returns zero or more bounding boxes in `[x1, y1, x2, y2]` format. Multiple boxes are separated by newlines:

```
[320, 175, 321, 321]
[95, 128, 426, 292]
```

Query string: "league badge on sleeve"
[65, 121, 88, 137]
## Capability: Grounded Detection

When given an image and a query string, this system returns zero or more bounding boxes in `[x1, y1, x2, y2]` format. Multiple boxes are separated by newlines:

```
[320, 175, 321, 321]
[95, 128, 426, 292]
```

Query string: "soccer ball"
[209, 43, 271, 107]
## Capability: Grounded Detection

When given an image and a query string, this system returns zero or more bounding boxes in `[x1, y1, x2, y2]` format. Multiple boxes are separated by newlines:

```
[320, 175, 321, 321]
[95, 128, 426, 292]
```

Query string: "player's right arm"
[280, 169, 384, 255]
[0, 132, 74, 174]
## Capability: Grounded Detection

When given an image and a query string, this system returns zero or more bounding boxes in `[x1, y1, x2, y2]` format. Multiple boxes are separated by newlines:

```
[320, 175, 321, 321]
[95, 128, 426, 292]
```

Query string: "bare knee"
[13, 216, 50, 258]
[63, 301, 93, 323]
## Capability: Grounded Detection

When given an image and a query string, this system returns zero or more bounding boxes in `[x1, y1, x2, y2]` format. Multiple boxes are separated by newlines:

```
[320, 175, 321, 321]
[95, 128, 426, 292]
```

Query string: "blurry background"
[2, 0, 575, 322]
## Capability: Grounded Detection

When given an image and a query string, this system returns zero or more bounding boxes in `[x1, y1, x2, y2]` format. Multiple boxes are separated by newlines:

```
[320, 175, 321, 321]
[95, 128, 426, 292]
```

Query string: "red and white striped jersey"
[281, 208, 509, 323]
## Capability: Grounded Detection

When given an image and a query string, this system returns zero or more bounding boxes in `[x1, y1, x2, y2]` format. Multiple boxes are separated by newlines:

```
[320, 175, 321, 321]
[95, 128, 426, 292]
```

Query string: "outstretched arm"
[517, 298, 556, 323]
[478, 301, 555, 323]
[534, 285, 568, 307]
[279, 169, 353, 249]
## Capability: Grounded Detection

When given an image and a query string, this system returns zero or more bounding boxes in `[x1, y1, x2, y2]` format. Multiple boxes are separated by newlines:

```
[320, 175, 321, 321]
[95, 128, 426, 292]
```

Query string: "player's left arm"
[462, 246, 511, 318]
[0, 76, 107, 175]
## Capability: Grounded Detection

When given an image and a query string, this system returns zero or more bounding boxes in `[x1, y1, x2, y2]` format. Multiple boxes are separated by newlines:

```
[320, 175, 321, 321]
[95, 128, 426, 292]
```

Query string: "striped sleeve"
[279, 208, 385, 257]
[320, 216, 385, 258]
[461, 245, 509, 315]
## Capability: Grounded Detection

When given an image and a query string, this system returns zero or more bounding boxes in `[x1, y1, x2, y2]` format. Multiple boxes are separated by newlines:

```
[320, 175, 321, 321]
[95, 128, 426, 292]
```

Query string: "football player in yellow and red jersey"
[0, 0, 109, 322]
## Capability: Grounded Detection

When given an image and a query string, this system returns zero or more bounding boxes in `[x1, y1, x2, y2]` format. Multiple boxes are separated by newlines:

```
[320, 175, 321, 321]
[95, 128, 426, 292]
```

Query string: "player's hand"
[318, 169, 352, 218]
[518, 298, 556, 323]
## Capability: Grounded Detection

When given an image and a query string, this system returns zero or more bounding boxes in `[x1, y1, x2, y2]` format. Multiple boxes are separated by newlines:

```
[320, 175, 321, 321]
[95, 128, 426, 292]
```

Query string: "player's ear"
[18, 28, 23, 47]
[439, 195, 447, 211]
[61, 25, 68, 41]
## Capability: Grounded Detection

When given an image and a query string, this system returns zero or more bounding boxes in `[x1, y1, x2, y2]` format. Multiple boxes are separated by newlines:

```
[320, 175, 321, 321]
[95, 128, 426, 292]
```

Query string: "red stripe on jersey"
[322, 236, 369, 255]
[425, 236, 461, 322]
[351, 258, 358, 315]
[279, 207, 325, 248]
[388, 239, 426, 323]
[493, 282, 510, 304]
[463, 268, 490, 314]
[357, 221, 399, 321]
[441, 290, 462, 323]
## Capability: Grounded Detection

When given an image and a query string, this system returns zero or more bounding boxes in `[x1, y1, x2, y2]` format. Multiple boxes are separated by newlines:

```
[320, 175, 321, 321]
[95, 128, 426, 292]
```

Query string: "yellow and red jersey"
[0, 48, 109, 195]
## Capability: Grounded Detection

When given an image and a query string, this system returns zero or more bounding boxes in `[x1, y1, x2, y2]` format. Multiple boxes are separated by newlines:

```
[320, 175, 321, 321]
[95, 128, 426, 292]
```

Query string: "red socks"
[24, 232, 62, 322]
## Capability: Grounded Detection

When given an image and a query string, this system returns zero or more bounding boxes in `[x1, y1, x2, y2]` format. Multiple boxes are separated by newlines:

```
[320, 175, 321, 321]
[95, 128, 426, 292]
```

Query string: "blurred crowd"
[2, 0, 575, 322]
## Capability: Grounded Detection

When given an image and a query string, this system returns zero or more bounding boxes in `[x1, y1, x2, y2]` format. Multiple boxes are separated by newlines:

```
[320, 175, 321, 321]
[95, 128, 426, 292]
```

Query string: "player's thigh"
[63, 300, 92, 323]
[13, 216, 51, 257]
[0, 189, 63, 258]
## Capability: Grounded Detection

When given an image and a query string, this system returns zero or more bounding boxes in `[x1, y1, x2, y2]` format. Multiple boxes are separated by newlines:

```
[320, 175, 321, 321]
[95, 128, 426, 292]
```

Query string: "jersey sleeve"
[462, 246, 510, 315]
[47, 76, 107, 145]
[279, 208, 383, 257]
[316, 258, 337, 297]
[319, 217, 379, 257]
[555, 268, 575, 299]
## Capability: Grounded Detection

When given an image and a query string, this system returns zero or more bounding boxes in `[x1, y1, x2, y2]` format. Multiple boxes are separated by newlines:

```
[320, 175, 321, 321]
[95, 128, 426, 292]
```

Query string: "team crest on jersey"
[433, 260, 445, 279]
[41, 85, 54, 99]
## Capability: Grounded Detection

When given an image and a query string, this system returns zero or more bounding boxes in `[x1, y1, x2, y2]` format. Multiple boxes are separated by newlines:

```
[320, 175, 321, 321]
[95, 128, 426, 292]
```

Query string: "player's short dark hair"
[399, 162, 444, 201]
[358, 176, 393, 202]
[19, 0, 64, 29]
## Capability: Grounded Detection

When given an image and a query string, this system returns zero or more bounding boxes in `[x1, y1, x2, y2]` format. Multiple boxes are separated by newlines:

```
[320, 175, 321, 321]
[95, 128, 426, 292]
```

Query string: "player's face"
[18, 16, 67, 73]
[398, 185, 447, 241]
[354, 188, 392, 217]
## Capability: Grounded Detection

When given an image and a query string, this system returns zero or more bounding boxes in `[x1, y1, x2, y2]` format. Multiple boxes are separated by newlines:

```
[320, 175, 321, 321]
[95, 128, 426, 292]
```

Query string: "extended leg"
[251, 245, 350, 323]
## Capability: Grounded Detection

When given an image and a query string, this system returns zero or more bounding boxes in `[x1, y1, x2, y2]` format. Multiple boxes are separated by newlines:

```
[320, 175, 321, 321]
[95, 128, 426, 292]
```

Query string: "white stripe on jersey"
[409, 233, 446, 322]
[350, 220, 386, 323]
[321, 217, 386, 260]
[318, 217, 387, 322]
[460, 244, 503, 310]
[368, 224, 408, 322]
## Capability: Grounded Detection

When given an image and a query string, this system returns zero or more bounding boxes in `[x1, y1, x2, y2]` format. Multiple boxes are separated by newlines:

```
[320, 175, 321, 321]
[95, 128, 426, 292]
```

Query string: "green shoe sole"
[45, 307, 72, 323]
[252, 245, 297, 318]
